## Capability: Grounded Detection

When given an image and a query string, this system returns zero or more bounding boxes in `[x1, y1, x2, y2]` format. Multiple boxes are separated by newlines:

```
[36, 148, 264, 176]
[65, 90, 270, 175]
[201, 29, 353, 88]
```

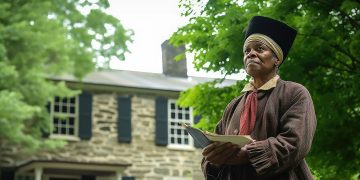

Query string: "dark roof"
[51, 69, 237, 92]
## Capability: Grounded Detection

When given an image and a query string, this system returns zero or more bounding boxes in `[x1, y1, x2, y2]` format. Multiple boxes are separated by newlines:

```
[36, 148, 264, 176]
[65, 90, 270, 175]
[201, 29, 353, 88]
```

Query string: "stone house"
[0, 41, 236, 180]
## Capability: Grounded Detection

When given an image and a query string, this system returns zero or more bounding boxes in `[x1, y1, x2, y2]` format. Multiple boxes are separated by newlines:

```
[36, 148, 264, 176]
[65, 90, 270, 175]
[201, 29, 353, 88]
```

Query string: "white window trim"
[167, 99, 195, 150]
[167, 144, 195, 151]
[49, 134, 80, 141]
[164, 176, 192, 180]
[49, 96, 79, 140]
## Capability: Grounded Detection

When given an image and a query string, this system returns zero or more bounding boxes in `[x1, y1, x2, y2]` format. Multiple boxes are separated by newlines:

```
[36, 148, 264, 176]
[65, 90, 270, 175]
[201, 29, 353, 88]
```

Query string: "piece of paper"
[183, 123, 253, 148]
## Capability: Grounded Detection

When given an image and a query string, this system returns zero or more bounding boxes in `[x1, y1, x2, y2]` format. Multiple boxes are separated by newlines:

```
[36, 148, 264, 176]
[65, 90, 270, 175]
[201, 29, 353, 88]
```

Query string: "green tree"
[0, 0, 132, 151]
[171, 0, 359, 178]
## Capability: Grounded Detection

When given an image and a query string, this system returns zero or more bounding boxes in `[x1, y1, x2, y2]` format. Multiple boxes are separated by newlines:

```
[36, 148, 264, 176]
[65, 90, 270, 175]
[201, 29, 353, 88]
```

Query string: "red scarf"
[239, 90, 257, 135]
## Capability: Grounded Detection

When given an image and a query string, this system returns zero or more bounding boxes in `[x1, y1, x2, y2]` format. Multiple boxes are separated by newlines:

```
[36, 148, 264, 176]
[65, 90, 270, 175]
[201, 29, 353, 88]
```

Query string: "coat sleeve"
[245, 86, 317, 175]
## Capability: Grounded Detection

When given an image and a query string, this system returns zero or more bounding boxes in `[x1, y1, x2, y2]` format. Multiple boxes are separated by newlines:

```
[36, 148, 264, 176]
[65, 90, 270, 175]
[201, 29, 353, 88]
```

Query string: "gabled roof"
[50, 69, 237, 92]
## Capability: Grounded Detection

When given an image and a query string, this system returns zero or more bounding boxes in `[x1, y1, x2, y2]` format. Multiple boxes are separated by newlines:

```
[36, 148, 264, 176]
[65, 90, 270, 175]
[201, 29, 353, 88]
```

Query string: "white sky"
[107, 0, 245, 79]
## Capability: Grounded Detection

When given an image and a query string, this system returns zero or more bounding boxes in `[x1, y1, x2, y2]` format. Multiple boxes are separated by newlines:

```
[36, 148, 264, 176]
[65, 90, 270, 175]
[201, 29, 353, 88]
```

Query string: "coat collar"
[241, 75, 279, 92]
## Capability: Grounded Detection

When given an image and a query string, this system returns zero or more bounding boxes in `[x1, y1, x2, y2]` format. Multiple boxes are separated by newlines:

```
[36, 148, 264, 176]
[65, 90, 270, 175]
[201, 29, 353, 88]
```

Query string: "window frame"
[164, 176, 192, 180]
[49, 95, 80, 141]
[166, 99, 195, 150]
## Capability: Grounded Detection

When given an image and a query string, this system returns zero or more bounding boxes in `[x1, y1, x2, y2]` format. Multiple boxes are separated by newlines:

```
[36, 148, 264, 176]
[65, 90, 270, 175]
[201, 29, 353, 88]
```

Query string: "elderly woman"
[201, 16, 317, 179]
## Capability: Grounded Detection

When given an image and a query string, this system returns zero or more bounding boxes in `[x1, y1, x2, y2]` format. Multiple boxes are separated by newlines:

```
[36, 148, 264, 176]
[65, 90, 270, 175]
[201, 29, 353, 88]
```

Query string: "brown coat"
[202, 79, 317, 180]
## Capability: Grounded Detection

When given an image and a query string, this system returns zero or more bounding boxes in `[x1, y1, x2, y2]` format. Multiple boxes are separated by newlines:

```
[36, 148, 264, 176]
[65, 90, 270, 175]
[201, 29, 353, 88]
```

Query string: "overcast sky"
[106, 0, 245, 79]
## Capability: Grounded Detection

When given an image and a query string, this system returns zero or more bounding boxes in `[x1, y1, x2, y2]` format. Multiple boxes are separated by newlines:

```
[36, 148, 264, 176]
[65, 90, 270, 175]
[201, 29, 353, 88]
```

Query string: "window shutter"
[193, 115, 202, 148]
[1, 168, 14, 180]
[79, 91, 92, 140]
[194, 115, 202, 124]
[122, 177, 135, 180]
[81, 175, 96, 180]
[155, 97, 168, 146]
[42, 102, 51, 138]
[117, 96, 132, 143]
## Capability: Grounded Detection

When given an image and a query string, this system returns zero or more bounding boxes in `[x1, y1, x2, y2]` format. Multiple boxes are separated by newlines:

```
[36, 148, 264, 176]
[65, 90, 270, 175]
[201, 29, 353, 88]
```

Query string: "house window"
[50, 96, 79, 139]
[168, 99, 193, 148]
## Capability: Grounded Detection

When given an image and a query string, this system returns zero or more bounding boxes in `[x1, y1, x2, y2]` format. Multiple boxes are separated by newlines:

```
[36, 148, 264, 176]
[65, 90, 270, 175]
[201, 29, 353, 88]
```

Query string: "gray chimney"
[161, 40, 187, 77]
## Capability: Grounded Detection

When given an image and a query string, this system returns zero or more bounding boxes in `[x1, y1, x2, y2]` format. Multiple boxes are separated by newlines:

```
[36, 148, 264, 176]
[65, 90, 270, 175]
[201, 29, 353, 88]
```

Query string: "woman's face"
[243, 41, 279, 78]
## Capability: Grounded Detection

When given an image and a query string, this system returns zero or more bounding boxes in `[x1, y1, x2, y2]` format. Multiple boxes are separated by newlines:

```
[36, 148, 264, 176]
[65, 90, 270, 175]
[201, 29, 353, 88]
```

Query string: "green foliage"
[177, 79, 248, 131]
[171, 0, 359, 178]
[0, 0, 132, 151]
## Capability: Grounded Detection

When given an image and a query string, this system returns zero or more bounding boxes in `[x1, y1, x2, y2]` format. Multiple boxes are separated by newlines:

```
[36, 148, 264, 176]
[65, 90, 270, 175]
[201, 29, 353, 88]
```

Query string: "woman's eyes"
[244, 46, 265, 54]
[257, 46, 265, 51]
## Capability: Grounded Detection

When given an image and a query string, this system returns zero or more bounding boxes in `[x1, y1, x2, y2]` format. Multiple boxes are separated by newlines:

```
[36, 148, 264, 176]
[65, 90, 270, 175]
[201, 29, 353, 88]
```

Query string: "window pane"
[170, 129, 174, 134]
[171, 137, 175, 143]
[185, 113, 190, 120]
[55, 96, 60, 103]
[54, 118, 59, 124]
[177, 138, 182, 144]
[171, 112, 176, 119]
[185, 107, 189, 111]
[62, 105, 67, 113]
[177, 129, 182, 135]
[70, 97, 76, 104]
[185, 138, 189, 144]
[54, 105, 59, 112]
[61, 127, 66, 134]
[61, 119, 66, 125]
[69, 118, 74, 125]
[70, 106, 75, 114]
[178, 113, 183, 119]
[171, 103, 175, 109]
[69, 128, 74, 135]
[178, 106, 182, 110]
[62, 98, 67, 104]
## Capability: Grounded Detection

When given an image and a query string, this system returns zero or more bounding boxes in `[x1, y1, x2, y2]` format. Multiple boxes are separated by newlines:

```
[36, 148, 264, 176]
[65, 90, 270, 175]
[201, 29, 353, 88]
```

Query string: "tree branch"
[322, 0, 360, 29]
[299, 32, 359, 71]
[338, 9, 360, 29]
[346, 101, 360, 120]
[330, 44, 359, 70]
[318, 63, 352, 74]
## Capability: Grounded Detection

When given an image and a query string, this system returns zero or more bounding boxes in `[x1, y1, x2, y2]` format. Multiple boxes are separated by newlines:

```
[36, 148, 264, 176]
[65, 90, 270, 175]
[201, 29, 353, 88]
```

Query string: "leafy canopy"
[0, 0, 132, 151]
[171, 0, 359, 178]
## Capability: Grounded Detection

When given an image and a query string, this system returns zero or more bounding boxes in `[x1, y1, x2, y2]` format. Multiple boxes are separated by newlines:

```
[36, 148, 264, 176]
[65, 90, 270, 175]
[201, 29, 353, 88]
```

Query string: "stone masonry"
[0, 93, 204, 180]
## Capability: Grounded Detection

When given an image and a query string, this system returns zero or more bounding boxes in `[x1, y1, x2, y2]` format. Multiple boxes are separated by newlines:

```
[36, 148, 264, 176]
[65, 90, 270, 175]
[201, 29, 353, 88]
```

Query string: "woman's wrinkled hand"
[202, 142, 249, 166]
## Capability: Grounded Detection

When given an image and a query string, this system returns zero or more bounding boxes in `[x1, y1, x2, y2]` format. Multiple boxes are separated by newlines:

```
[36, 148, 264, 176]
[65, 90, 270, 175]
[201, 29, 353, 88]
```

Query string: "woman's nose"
[247, 49, 256, 58]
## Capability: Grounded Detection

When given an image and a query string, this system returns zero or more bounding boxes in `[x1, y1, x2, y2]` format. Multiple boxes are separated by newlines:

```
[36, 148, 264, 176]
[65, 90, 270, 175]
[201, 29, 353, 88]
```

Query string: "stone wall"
[128, 95, 203, 179]
[0, 93, 204, 180]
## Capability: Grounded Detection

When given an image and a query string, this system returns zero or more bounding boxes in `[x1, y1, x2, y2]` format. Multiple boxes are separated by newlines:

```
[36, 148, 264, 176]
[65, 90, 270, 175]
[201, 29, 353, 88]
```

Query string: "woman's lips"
[246, 59, 260, 66]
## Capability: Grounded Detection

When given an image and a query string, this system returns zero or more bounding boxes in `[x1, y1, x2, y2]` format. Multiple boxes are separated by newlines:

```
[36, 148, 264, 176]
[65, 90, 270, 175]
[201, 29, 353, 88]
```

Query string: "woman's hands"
[202, 142, 250, 167]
